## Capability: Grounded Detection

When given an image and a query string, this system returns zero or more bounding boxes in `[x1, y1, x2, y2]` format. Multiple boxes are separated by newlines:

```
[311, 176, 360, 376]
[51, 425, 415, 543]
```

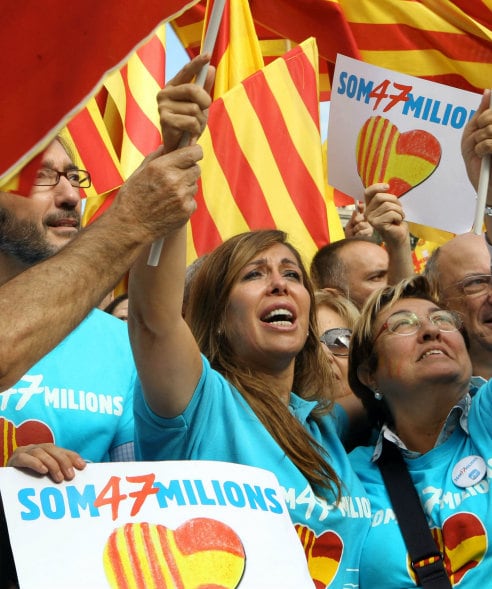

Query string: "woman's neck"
[389, 381, 468, 454]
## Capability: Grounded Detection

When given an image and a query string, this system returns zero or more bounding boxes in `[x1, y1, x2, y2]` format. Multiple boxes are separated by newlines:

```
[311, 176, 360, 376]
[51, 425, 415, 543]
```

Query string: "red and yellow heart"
[356, 116, 441, 197]
[296, 524, 343, 589]
[103, 518, 245, 588]
[0, 417, 54, 466]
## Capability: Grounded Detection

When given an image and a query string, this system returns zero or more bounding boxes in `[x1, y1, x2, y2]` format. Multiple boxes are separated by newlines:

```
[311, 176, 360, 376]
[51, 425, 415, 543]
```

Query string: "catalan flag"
[249, 0, 492, 95]
[203, 0, 264, 99]
[171, 1, 334, 100]
[62, 25, 166, 228]
[190, 38, 341, 265]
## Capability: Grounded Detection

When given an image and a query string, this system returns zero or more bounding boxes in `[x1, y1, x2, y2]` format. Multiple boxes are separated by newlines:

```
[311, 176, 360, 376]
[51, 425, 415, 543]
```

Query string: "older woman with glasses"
[348, 274, 492, 588]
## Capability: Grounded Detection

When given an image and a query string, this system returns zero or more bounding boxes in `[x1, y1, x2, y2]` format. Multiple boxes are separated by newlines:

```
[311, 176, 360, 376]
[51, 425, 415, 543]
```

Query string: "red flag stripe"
[136, 34, 166, 83]
[66, 110, 123, 195]
[350, 23, 491, 60]
[120, 66, 162, 156]
[189, 185, 224, 255]
[206, 99, 277, 228]
[282, 47, 320, 126]
[242, 72, 329, 244]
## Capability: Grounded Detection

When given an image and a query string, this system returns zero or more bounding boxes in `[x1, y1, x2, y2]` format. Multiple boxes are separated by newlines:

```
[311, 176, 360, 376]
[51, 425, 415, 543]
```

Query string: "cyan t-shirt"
[349, 380, 492, 588]
[0, 309, 136, 463]
[134, 355, 371, 589]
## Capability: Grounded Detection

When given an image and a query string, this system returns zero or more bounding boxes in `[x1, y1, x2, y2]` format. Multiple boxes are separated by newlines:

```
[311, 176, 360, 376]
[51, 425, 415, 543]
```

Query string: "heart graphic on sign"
[103, 518, 246, 588]
[0, 417, 54, 466]
[356, 116, 441, 197]
[296, 524, 343, 589]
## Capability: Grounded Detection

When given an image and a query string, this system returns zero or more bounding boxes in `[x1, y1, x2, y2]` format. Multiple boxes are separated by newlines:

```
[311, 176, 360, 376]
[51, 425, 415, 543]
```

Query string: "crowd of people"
[1, 52, 492, 588]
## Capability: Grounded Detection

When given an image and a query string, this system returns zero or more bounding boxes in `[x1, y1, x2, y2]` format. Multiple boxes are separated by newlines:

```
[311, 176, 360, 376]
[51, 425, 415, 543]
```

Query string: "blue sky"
[165, 24, 330, 140]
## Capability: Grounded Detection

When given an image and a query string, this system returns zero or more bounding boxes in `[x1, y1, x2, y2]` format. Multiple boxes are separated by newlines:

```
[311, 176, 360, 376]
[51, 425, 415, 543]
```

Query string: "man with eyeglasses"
[425, 233, 492, 381]
[423, 90, 492, 381]
[0, 133, 204, 476]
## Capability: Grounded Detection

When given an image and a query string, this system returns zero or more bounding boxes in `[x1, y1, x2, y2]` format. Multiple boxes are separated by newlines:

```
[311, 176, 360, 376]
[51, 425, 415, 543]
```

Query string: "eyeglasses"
[374, 309, 462, 341]
[448, 274, 492, 297]
[320, 328, 352, 356]
[33, 167, 92, 188]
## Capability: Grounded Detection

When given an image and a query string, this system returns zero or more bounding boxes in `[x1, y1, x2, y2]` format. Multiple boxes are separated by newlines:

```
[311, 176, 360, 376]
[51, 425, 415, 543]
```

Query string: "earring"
[373, 388, 383, 401]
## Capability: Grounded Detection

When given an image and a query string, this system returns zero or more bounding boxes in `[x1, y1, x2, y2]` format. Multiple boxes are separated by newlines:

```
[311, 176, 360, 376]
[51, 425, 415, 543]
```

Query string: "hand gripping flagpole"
[147, 0, 226, 267]
[472, 90, 492, 235]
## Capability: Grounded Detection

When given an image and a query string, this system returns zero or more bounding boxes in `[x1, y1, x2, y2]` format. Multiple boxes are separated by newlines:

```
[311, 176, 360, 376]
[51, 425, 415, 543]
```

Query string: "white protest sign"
[328, 54, 482, 234]
[0, 461, 315, 589]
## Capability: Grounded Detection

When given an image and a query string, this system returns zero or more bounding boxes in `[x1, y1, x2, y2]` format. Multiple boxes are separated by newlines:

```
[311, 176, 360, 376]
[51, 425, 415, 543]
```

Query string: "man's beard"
[0, 208, 68, 265]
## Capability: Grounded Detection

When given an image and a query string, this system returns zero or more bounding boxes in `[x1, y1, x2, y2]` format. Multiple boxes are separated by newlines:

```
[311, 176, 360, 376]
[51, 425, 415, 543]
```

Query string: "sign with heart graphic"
[104, 519, 245, 588]
[356, 116, 441, 197]
[0, 461, 316, 588]
[328, 55, 481, 233]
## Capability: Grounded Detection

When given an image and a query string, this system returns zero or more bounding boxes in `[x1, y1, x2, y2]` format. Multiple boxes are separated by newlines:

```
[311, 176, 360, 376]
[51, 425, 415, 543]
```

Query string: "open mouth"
[419, 349, 445, 361]
[261, 308, 295, 327]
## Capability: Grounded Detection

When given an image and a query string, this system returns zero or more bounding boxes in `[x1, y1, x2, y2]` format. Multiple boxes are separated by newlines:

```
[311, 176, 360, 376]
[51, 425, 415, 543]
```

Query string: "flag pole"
[472, 90, 492, 235]
[147, 0, 226, 267]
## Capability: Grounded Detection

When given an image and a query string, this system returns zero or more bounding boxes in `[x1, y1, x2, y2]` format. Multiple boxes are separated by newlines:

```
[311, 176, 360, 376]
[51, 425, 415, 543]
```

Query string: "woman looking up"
[349, 275, 491, 588]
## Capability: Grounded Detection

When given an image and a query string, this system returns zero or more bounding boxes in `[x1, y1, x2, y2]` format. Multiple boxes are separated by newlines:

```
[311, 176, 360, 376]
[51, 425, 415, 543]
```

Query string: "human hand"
[7, 443, 86, 483]
[364, 183, 408, 245]
[344, 202, 374, 238]
[461, 90, 492, 196]
[158, 54, 215, 153]
[115, 143, 202, 243]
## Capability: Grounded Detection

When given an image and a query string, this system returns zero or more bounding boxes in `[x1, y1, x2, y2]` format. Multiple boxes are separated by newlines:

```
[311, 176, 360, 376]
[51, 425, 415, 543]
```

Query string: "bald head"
[425, 232, 492, 379]
[435, 233, 490, 294]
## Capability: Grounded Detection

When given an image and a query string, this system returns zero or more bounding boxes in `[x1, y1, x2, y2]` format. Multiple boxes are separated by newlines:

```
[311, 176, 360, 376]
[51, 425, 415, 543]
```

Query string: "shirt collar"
[371, 381, 477, 461]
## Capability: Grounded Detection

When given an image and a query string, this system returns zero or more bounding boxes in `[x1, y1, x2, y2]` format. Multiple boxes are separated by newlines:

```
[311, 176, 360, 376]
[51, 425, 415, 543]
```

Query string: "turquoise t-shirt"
[0, 309, 136, 463]
[134, 355, 371, 589]
[349, 380, 492, 588]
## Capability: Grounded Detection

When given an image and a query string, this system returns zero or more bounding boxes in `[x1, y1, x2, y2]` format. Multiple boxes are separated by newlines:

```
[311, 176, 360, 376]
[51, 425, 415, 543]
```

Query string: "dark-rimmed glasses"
[446, 274, 492, 297]
[374, 309, 462, 342]
[320, 327, 352, 356]
[33, 167, 92, 188]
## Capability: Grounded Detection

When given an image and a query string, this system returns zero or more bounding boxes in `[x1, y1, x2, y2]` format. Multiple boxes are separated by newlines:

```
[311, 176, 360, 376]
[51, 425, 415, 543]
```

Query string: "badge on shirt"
[452, 455, 487, 488]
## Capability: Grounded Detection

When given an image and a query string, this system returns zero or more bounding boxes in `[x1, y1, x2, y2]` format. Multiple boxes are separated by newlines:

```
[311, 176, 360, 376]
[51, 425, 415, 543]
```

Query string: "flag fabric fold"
[0, 1, 198, 184]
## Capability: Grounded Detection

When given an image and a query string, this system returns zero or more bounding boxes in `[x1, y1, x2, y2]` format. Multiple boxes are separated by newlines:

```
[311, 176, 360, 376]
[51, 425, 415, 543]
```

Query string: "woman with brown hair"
[128, 55, 371, 588]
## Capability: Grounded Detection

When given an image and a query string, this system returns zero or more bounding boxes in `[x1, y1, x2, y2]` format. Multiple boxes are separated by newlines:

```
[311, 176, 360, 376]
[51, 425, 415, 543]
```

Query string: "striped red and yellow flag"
[66, 25, 166, 228]
[171, 0, 333, 100]
[190, 38, 340, 265]
[203, 0, 264, 99]
[249, 0, 492, 95]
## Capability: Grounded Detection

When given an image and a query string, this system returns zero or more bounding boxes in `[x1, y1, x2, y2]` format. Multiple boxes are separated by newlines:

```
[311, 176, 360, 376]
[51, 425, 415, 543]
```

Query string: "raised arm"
[461, 90, 492, 237]
[128, 55, 214, 419]
[344, 201, 374, 238]
[0, 145, 202, 393]
[364, 182, 414, 282]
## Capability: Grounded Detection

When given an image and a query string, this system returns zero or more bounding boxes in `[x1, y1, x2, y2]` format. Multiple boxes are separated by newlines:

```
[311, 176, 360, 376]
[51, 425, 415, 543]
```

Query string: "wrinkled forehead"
[41, 139, 74, 168]
[340, 241, 388, 268]
[439, 234, 491, 286]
